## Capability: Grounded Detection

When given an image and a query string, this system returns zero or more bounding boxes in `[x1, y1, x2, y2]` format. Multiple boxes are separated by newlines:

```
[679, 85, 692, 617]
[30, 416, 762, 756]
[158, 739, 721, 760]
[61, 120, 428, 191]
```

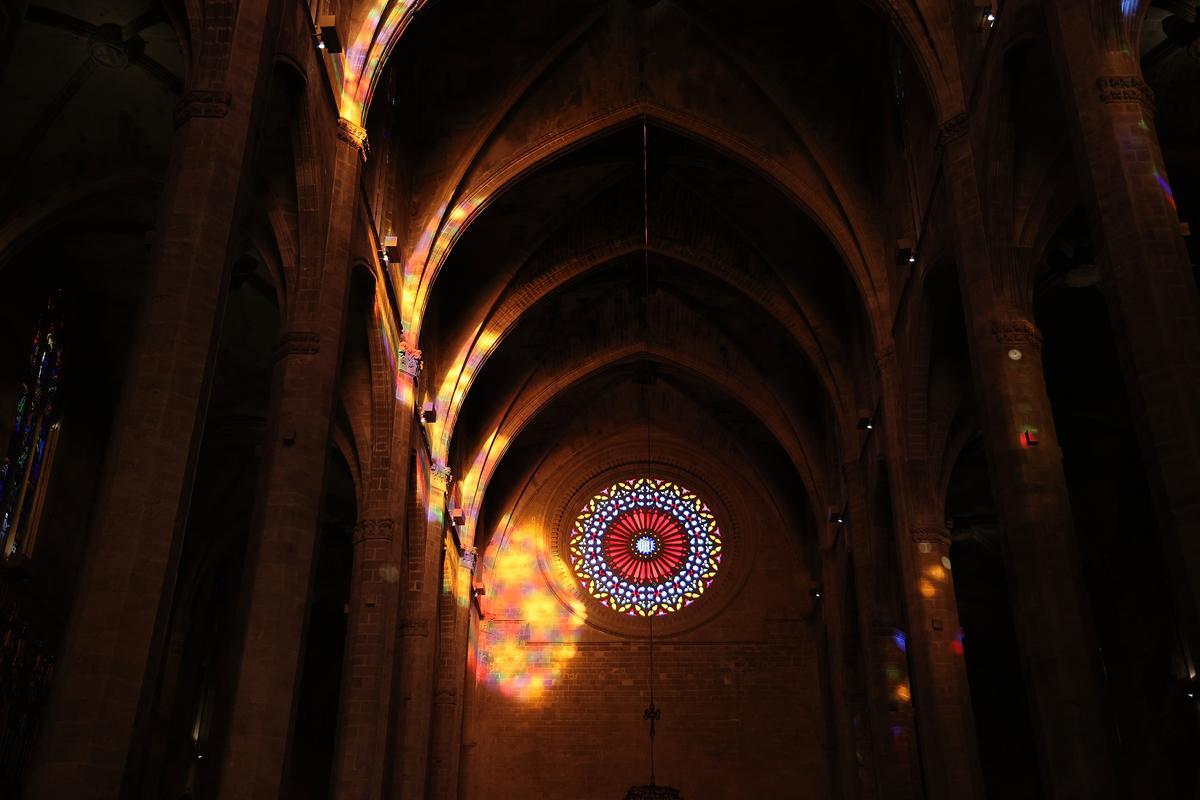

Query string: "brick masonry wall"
[467, 523, 830, 800]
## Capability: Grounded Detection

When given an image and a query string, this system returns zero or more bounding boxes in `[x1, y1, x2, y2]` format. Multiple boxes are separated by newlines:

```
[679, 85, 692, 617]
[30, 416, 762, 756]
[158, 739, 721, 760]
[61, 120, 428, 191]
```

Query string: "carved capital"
[354, 518, 394, 543]
[461, 546, 478, 571]
[991, 319, 1042, 351]
[399, 339, 423, 378]
[935, 112, 969, 151]
[430, 463, 453, 492]
[273, 330, 320, 361]
[174, 89, 232, 128]
[337, 117, 370, 161]
[1097, 76, 1155, 113]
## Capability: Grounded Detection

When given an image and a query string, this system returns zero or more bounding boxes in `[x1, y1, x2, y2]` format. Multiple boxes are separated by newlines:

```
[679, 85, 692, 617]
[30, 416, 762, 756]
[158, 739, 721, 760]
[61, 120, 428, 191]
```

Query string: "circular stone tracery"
[570, 478, 722, 616]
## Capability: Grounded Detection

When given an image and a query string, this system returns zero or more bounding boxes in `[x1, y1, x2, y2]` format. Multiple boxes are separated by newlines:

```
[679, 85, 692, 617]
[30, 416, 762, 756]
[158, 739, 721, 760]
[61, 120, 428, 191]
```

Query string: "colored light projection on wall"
[475, 525, 586, 701]
[570, 478, 722, 617]
[885, 628, 913, 709]
[1155, 172, 1177, 212]
[340, 1, 420, 125]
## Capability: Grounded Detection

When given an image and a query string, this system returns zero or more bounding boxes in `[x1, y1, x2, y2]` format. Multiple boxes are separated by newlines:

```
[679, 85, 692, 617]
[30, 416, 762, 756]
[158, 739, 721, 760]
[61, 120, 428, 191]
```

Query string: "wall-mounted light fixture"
[1022, 429, 1039, 447]
[978, 4, 997, 31]
[421, 402, 437, 423]
[316, 16, 343, 53]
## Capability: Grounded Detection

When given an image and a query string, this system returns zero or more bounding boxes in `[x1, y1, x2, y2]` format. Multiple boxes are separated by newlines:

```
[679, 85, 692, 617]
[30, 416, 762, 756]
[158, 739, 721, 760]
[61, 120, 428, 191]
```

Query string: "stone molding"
[1096, 76, 1155, 112]
[935, 112, 969, 151]
[397, 618, 429, 637]
[354, 518, 395, 543]
[337, 117, 370, 161]
[273, 330, 320, 361]
[174, 89, 232, 128]
[991, 319, 1042, 351]
[909, 526, 951, 548]
[874, 343, 897, 372]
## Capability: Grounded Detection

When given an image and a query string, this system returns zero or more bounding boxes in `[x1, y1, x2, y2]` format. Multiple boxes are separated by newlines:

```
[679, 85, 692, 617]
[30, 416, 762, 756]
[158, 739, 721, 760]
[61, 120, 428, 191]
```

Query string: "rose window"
[569, 478, 722, 616]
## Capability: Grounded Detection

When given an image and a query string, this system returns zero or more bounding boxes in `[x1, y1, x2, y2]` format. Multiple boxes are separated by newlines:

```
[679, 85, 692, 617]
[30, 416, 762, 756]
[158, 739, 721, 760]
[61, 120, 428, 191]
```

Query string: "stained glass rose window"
[569, 478, 722, 616]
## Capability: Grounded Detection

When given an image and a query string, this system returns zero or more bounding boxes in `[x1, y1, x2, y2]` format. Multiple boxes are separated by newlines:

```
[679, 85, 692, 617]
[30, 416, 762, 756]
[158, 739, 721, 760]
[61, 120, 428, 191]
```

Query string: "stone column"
[331, 347, 419, 800]
[392, 462, 452, 798]
[24, 11, 275, 798]
[428, 543, 474, 799]
[941, 113, 1117, 797]
[215, 119, 367, 800]
[843, 463, 921, 800]
[876, 348, 984, 800]
[1047, 2, 1200, 661]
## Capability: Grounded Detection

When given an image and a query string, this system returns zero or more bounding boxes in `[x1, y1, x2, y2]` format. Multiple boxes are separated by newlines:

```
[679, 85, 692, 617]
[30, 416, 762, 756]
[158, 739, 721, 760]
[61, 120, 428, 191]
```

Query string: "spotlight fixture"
[857, 413, 874, 431]
[978, 5, 997, 31]
[421, 402, 437, 423]
[1022, 430, 1039, 447]
[896, 238, 915, 267]
[451, 507, 466, 526]
[316, 15, 343, 53]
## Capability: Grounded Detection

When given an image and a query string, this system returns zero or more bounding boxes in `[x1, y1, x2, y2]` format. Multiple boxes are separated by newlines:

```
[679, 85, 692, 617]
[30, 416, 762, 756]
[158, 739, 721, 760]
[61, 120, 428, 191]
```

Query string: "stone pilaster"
[392, 461, 452, 798]
[330, 350, 418, 800]
[428, 542, 474, 799]
[24, 9, 276, 798]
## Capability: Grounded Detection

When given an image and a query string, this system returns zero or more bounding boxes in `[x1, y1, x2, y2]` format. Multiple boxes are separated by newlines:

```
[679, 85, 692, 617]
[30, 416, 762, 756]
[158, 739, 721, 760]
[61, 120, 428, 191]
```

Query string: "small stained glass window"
[569, 477, 722, 616]
[0, 291, 64, 559]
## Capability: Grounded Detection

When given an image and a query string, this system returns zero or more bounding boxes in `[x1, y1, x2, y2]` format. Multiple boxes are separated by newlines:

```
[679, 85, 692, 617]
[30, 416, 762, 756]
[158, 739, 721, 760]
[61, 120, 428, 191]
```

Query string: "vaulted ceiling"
[366, 0, 938, 555]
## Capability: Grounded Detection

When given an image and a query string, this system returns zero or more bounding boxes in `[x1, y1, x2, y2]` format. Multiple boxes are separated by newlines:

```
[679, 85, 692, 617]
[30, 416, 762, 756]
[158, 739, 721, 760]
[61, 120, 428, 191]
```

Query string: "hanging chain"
[640, 117, 659, 788]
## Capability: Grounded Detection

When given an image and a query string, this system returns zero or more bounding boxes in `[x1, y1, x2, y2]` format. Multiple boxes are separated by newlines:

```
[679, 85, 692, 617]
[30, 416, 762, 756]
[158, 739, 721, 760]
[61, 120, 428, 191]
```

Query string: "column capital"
[430, 463, 453, 492]
[337, 117, 370, 161]
[1096, 75, 1155, 114]
[399, 338, 423, 379]
[354, 517, 395, 543]
[461, 546, 478, 571]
